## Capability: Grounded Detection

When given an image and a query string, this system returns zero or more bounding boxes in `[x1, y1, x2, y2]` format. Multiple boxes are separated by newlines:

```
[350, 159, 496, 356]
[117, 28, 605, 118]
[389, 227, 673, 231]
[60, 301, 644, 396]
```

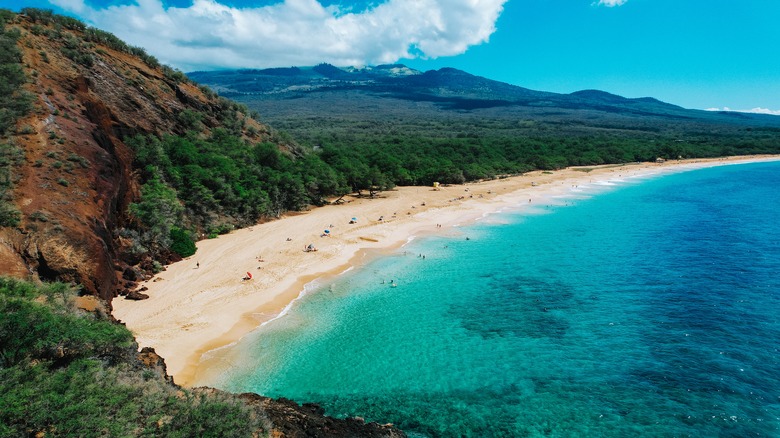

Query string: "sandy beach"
[111, 155, 780, 386]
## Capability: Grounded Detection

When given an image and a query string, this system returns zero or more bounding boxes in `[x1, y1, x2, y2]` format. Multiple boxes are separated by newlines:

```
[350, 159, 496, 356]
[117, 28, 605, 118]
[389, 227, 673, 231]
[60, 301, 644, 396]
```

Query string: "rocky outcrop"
[1, 14, 268, 303]
[239, 394, 406, 437]
[133, 350, 406, 437]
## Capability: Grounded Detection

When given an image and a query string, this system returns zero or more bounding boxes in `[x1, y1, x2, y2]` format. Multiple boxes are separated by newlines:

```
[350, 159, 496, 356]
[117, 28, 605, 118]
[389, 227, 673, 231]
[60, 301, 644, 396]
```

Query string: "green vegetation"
[170, 227, 197, 258]
[0, 278, 132, 367]
[0, 10, 33, 134]
[127, 67, 780, 260]
[192, 67, 780, 187]
[345, 134, 700, 182]
[0, 10, 34, 227]
[0, 277, 264, 437]
[257, 106, 780, 185]
[20, 8, 189, 78]
[127, 129, 352, 245]
[128, 173, 184, 254]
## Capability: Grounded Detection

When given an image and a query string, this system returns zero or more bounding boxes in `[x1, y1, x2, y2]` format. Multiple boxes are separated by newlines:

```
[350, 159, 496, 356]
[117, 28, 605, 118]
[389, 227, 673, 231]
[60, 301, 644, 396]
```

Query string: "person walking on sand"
[196, 262, 199, 269]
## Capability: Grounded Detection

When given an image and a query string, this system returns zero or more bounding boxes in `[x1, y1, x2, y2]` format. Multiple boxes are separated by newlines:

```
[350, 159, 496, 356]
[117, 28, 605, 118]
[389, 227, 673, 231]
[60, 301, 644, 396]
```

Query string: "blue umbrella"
[324, 229, 330, 234]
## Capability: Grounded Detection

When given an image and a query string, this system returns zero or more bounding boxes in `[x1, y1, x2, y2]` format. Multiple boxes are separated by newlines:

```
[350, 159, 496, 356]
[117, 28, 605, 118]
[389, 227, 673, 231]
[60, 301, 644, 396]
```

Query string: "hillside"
[0, 276, 405, 437]
[190, 65, 780, 182]
[0, 9, 341, 301]
[0, 9, 405, 437]
[190, 63, 780, 124]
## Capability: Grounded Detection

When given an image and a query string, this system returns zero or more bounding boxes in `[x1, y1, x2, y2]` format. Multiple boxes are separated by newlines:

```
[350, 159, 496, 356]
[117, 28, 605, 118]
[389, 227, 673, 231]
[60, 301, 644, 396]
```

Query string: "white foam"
[402, 235, 417, 247]
[262, 279, 321, 327]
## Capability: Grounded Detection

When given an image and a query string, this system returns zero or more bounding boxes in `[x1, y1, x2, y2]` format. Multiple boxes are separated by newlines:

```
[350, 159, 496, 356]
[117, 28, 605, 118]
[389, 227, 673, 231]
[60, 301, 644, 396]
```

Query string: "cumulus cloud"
[596, 0, 627, 6]
[49, 0, 507, 71]
[705, 107, 780, 116]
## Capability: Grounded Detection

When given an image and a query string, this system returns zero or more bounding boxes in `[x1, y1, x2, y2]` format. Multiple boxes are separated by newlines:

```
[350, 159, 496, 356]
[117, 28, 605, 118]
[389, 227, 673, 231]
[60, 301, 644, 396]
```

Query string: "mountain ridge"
[189, 63, 780, 125]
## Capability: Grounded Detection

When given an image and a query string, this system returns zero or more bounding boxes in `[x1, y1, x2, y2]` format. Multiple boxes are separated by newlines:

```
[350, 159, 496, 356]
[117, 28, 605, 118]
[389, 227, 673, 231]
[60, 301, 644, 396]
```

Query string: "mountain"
[189, 62, 780, 127]
[188, 64, 780, 182]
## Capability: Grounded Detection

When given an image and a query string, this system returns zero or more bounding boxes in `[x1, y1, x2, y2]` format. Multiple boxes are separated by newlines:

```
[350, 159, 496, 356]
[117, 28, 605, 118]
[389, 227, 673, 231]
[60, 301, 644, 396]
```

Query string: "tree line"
[127, 119, 780, 259]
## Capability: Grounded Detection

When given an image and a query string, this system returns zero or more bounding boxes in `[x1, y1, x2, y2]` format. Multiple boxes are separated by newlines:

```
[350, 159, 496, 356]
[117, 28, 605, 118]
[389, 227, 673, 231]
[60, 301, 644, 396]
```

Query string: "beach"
[111, 155, 780, 387]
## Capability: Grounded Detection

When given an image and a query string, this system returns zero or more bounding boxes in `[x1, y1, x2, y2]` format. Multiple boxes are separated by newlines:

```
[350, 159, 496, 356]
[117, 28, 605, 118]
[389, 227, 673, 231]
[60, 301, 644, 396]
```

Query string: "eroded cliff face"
[1, 14, 270, 303]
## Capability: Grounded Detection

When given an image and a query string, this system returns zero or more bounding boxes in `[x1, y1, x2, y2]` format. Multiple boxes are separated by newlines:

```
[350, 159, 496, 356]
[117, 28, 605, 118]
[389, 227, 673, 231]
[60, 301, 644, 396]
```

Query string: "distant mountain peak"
[436, 67, 470, 74]
[570, 89, 628, 102]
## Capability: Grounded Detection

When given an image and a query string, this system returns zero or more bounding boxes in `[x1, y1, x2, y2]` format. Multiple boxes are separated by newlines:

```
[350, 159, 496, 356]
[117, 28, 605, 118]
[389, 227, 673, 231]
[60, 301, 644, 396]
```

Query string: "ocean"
[204, 161, 780, 437]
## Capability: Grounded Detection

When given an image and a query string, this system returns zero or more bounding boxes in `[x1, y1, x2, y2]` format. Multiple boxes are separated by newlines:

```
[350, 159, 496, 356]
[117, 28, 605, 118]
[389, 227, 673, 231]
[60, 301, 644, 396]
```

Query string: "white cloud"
[705, 107, 780, 116]
[596, 0, 628, 6]
[49, 0, 508, 71]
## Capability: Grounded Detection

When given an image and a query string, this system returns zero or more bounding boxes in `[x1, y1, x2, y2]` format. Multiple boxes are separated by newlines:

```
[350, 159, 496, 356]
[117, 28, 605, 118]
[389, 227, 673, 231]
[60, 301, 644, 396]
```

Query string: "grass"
[0, 277, 267, 437]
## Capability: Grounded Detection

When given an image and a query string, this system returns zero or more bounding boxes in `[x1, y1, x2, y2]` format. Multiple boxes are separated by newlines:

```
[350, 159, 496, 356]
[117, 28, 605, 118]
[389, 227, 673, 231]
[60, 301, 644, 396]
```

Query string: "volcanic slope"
[1, 10, 284, 301]
[190, 64, 780, 176]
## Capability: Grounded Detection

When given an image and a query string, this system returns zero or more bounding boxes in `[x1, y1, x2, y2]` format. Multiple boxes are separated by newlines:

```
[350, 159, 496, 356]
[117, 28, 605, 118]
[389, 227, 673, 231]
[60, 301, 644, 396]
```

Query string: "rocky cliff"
[0, 11, 273, 302]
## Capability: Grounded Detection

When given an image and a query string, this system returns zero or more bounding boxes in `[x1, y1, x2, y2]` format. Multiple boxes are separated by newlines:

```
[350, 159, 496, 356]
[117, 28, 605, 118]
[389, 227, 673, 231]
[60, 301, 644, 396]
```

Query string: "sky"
[3, 0, 779, 113]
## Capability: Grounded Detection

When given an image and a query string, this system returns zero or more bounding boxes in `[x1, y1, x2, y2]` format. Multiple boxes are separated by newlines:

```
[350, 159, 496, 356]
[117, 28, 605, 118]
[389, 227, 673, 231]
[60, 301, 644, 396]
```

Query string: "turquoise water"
[209, 161, 780, 437]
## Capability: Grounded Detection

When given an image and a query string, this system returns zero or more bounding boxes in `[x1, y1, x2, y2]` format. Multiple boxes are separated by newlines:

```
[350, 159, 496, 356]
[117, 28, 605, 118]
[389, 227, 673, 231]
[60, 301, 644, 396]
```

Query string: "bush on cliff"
[170, 226, 197, 258]
[0, 277, 265, 437]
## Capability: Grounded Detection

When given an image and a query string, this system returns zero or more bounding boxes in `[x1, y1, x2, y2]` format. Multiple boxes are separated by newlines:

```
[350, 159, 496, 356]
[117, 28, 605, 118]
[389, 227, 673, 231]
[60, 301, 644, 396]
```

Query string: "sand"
[111, 155, 780, 386]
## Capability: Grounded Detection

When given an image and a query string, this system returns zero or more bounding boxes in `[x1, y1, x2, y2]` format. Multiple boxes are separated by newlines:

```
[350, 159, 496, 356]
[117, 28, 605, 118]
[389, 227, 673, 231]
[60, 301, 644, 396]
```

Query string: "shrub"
[177, 109, 204, 131]
[0, 279, 134, 367]
[129, 176, 183, 252]
[66, 153, 90, 168]
[0, 17, 34, 135]
[0, 277, 263, 437]
[169, 227, 196, 258]
[28, 210, 49, 222]
[17, 125, 34, 135]
[0, 202, 20, 227]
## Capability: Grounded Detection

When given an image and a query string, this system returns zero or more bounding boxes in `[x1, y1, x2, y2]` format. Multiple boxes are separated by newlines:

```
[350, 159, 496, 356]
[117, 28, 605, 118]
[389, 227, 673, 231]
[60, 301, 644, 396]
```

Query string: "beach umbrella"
[351, 217, 357, 221]
[324, 229, 330, 234]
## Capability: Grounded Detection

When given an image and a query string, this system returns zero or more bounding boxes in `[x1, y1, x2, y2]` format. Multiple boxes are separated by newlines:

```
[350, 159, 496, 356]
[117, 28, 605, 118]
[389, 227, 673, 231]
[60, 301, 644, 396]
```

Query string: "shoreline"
[111, 155, 780, 386]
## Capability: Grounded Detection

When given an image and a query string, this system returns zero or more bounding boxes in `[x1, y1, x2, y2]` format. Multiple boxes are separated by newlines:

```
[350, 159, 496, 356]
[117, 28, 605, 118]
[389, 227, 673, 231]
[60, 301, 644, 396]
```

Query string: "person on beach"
[196, 262, 199, 269]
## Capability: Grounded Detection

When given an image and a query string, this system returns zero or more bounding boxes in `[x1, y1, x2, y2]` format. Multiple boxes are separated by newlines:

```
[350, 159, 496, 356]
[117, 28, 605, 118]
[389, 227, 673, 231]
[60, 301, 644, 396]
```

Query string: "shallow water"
[207, 161, 780, 437]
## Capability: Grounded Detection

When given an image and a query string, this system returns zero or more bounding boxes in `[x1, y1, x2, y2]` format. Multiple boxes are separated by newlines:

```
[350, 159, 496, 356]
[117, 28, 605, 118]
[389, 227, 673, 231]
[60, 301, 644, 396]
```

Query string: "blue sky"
[3, 0, 779, 113]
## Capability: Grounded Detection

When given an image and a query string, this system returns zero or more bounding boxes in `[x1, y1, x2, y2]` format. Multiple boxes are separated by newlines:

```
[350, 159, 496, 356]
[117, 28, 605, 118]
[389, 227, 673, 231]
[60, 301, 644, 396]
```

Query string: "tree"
[366, 167, 393, 198]
[128, 176, 183, 253]
[169, 227, 196, 258]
